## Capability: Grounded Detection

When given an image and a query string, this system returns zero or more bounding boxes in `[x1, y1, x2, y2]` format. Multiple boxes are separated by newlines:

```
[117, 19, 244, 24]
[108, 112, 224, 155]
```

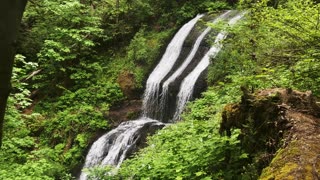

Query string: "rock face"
[220, 88, 320, 179]
[107, 100, 142, 127]
[261, 111, 320, 180]
[117, 70, 143, 100]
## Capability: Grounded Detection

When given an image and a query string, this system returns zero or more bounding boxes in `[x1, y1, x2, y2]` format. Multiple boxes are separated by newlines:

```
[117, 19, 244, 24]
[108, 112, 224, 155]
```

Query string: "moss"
[260, 139, 320, 179]
[305, 165, 313, 179]
[117, 70, 137, 99]
[220, 103, 243, 135]
[223, 104, 240, 120]
[260, 166, 274, 180]
[260, 162, 298, 180]
[268, 148, 285, 165]
[221, 88, 320, 179]
[126, 111, 140, 120]
[278, 163, 298, 179]
[260, 142, 298, 178]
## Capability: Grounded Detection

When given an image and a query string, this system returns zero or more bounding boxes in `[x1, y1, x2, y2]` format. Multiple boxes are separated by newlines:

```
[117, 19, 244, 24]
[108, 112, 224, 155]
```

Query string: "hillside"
[1, 0, 320, 179]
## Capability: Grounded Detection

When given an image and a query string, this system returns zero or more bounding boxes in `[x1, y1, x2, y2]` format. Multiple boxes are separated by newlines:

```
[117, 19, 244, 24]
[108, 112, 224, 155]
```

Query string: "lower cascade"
[79, 11, 243, 179]
[79, 118, 164, 180]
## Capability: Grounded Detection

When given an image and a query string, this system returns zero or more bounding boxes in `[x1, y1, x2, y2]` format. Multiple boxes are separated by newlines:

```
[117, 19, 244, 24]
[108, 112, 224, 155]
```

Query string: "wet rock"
[108, 100, 142, 127]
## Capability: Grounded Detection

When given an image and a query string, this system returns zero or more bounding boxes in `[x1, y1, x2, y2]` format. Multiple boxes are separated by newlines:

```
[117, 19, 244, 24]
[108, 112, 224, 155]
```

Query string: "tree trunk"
[0, 0, 28, 147]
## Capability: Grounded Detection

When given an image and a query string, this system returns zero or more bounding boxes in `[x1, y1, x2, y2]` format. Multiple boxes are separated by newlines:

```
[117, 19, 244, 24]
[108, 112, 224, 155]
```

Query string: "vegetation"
[117, 87, 248, 180]
[1, 0, 320, 179]
[112, 0, 320, 179]
[0, 0, 28, 147]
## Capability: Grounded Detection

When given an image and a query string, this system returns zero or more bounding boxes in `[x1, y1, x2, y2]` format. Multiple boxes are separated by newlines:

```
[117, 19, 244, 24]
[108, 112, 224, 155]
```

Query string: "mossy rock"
[117, 70, 142, 100]
[259, 113, 320, 179]
[220, 88, 320, 178]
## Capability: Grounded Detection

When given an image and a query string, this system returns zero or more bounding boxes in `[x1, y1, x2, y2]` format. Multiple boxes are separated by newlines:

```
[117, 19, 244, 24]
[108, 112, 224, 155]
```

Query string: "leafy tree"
[21, 0, 106, 93]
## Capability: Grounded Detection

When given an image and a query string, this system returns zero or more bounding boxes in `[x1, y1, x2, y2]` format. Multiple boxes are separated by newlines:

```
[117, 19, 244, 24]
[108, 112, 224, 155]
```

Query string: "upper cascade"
[159, 10, 232, 121]
[142, 14, 204, 120]
[174, 12, 245, 120]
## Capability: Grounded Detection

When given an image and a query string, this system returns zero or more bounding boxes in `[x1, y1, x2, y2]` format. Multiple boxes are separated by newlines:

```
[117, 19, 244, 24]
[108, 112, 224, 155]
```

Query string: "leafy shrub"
[22, 0, 105, 91]
[118, 120, 247, 179]
[1, 98, 68, 179]
[35, 82, 124, 168]
[292, 58, 320, 96]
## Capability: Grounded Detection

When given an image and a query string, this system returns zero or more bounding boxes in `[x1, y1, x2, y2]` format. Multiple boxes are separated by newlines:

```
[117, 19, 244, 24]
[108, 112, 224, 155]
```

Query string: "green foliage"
[7, 0, 238, 179]
[292, 58, 320, 95]
[1, 99, 69, 179]
[99, 0, 153, 43]
[34, 82, 124, 168]
[147, 0, 230, 26]
[11, 0, 320, 179]
[55, 82, 124, 108]
[117, 120, 246, 179]
[208, 0, 320, 96]
[22, 0, 105, 91]
[126, 29, 174, 87]
[19, 0, 232, 94]
[106, 83, 247, 179]
[11, 54, 38, 109]
[0, 159, 61, 180]
[202, 0, 320, 177]
[127, 29, 157, 66]
[85, 166, 118, 180]
[96, 1, 320, 179]
[183, 85, 241, 122]
[104, 28, 174, 88]
[204, 1, 230, 12]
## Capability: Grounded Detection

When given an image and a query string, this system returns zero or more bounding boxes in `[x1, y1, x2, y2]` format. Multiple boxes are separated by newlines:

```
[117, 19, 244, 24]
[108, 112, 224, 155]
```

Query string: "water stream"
[174, 12, 245, 120]
[142, 14, 204, 119]
[79, 118, 164, 180]
[79, 11, 244, 179]
[159, 10, 232, 121]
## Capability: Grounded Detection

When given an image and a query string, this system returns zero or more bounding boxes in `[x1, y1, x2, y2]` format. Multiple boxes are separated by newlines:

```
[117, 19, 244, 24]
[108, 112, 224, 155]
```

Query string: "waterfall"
[80, 11, 244, 179]
[173, 12, 245, 120]
[159, 11, 232, 120]
[142, 14, 204, 119]
[79, 14, 204, 179]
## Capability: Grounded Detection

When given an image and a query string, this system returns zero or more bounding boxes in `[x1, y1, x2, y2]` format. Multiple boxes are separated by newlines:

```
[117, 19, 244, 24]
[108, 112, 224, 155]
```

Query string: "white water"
[173, 12, 245, 121]
[79, 118, 164, 180]
[79, 14, 204, 179]
[159, 11, 232, 117]
[80, 12, 245, 179]
[142, 14, 204, 119]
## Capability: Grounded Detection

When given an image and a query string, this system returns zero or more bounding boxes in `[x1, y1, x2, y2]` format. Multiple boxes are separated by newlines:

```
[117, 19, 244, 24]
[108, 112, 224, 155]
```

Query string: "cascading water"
[142, 14, 204, 119]
[79, 14, 204, 180]
[79, 118, 164, 180]
[159, 11, 232, 120]
[80, 11, 244, 179]
[173, 12, 245, 120]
